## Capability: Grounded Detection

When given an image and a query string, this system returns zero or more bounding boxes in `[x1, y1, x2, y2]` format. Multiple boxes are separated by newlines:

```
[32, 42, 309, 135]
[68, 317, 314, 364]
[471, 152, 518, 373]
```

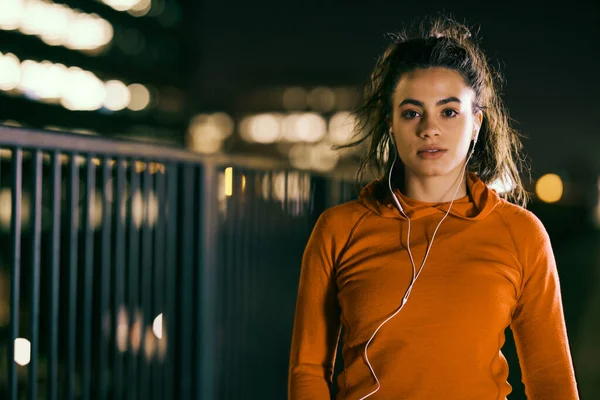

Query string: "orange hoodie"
[288, 173, 578, 399]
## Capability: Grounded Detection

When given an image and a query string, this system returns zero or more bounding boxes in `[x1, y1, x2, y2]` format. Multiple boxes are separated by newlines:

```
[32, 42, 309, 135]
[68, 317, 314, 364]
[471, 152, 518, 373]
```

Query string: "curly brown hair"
[338, 15, 530, 206]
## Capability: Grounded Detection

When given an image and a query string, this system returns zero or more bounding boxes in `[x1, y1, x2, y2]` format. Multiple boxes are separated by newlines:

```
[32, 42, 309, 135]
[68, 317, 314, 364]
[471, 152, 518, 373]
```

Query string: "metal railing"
[0, 125, 356, 399]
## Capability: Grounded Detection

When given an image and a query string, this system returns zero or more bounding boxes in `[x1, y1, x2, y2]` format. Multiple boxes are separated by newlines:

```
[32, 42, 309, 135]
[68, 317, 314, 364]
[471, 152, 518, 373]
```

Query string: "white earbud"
[469, 129, 479, 158]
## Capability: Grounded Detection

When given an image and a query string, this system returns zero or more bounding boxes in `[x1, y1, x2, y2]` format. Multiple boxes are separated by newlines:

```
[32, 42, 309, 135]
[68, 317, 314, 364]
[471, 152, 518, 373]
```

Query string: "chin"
[408, 158, 464, 178]
[412, 165, 453, 178]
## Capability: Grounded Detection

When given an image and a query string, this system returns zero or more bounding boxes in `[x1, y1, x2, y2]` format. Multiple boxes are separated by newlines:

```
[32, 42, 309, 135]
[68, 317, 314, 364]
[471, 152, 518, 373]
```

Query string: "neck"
[404, 168, 468, 203]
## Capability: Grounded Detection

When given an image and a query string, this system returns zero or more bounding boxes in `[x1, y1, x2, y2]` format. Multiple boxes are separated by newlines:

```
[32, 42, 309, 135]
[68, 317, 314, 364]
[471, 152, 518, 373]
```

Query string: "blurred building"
[187, 84, 365, 176]
[0, 0, 188, 144]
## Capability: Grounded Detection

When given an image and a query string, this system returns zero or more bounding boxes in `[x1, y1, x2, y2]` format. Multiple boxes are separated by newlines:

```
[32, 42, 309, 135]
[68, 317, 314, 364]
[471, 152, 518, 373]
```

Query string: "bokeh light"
[0, 52, 21, 91]
[61, 67, 106, 111]
[188, 112, 234, 154]
[328, 111, 356, 145]
[14, 338, 31, 366]
[104, 80, 131, 111]
[282, 87, 307, 110]
[127, 83, 151, 111]
[307, 87, 335, 112]
[0, 0, 113, 52]
[152, 314, 163, 339]
[536, 173, 563, 203]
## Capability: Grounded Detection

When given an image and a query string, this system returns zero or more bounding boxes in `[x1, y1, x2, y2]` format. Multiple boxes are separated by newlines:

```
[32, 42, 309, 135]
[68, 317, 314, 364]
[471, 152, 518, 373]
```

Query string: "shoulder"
[313, 200, 373, 239]
[495, 199, 549, 241]
[493, 199, 553, 267]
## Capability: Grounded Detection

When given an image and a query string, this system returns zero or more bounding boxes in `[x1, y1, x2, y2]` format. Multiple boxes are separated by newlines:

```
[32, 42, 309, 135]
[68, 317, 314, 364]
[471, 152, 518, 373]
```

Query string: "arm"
[288, 213, 342, 400]
[509, 214, 579, 399]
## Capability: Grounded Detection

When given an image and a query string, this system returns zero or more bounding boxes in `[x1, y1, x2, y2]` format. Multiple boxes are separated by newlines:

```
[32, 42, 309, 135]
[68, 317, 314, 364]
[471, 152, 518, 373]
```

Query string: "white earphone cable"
[358, 138, 476, 400]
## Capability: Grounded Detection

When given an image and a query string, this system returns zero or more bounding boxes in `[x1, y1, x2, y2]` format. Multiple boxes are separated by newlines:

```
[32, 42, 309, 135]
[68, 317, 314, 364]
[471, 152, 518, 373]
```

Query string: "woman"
[288, 16, 579, 399]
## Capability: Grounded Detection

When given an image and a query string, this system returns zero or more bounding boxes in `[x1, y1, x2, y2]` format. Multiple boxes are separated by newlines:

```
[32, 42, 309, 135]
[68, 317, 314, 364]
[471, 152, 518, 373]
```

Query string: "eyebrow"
[398, 97, 462, 107]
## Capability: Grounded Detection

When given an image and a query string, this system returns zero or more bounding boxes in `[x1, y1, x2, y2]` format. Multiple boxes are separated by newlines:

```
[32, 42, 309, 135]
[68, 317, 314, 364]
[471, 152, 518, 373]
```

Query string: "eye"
[402, 110, 421, 119]
[442, 109, 459, 118]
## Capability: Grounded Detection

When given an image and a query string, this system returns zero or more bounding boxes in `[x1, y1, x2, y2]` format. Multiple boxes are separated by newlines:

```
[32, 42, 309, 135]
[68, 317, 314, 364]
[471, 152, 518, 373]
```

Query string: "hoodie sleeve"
[508, 210, 579, 399]
[288, 212, 342, 400]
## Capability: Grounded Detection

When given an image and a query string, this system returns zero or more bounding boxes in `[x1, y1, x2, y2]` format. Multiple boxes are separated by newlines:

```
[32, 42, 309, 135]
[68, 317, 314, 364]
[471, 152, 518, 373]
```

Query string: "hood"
[358, 172, 501, 221]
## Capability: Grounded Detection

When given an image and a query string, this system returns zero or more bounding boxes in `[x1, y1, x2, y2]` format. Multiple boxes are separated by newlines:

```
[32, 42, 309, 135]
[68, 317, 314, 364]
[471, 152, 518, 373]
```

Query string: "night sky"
[192, 0, 600, 182]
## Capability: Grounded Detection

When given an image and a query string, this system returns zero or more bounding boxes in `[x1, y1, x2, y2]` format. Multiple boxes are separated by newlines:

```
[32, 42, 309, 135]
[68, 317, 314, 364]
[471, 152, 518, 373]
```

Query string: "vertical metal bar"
[99, 157, 113, 400]
[233, 169, 243, 398]
[113, 158, 126, 400]
[82, 156, 96, 400]
[66, 153, 80, 400]
[28, 151, 42, 400]
[48, 151, 61, 400]
[240, 171, 254, 395]
[249, 172, 262, 393]
[9, 148, 23, 400]
[128, 160, 140, 400]
[284, 170, 289, 213]
[164, 163, 179, 398]
[139, 161, 152, 400]
[180, 164, 194, 396]
[197, 164, 218, 400]
[153, 164, 166, 400]
[222, 168, 233, 400]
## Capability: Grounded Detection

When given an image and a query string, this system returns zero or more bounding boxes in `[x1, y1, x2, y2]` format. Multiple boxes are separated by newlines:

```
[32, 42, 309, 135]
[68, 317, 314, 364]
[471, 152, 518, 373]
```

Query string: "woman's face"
[390, 67, 482, 181]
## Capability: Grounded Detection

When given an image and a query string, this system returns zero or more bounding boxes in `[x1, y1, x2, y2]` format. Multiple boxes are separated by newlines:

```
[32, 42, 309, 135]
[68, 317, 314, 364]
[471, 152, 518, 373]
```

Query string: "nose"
[418, 114, 441, 139]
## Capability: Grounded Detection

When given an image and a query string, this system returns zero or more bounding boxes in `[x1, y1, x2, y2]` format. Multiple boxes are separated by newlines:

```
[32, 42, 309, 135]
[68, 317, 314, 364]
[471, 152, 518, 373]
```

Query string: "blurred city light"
[289, 142, 339, 172]
[0, 52, 21, 90]
[311, 142, 339, 171]
[61, 67, 106, 111]
[282, 87, 307, 110]
[289, 144, 312, 170]
[333, 87, 358, 110]
[100, 0, 159, 18]
[144, 327, 156, 360]
[294, 113, 327, 142]
[0, 0, 114, 52]
[104, 80, 131, 111]
[117, 306, 129, 352]
[536, 173, 563, 203]
[1, 120, 21, 127]
[0, 187, 31, 231]
[328, 111, 356, 145]
[137, 190, 158, 227]
[189, 113, 234, 140]
[129, 0, 152, 17]
[0, 53, 152, 113]
[307, 86, 335, 112]
[101, 0, 140, 12]
[152, 313, 163, 339]
[14, 338, 31, 366]
[241, 113, 281, 144]
[20, 60, 65, 99]
[188, 112, 233, 154]
[280, 113, 301, 142]
[268, 171, 311, 204]
[129, 310, 142, 353]
[100, 0, 146, 11]
[225, 167, 233, 197]
[127, 83, 151, 111]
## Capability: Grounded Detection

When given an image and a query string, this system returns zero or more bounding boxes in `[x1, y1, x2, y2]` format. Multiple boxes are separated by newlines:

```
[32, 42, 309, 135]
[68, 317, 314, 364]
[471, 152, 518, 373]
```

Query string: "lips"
[417, 146, 446, 153]
[417, 146, 447, 159]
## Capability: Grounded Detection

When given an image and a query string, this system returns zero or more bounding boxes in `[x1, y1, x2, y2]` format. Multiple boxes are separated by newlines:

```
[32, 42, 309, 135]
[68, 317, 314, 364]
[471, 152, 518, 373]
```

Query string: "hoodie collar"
[358, 172, 500, 221]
